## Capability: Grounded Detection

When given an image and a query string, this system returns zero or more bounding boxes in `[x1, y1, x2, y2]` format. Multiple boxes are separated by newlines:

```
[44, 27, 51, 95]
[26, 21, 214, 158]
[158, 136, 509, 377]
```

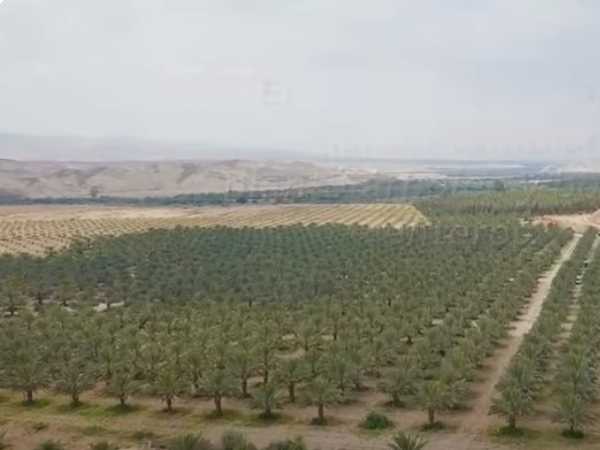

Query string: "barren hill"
[0, 159, 368, 199]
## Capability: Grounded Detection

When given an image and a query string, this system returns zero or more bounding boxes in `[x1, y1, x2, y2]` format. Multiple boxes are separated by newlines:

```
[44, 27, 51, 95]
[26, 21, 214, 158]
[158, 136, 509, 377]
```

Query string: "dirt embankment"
[537, 210, 600, 233]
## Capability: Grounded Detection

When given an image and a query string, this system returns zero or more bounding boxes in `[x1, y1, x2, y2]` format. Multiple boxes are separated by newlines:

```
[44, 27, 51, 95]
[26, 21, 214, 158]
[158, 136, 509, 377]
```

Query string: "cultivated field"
[3, 205, 600, 450]
[0, 204, 427, 256]
[0, 223, 590, 450]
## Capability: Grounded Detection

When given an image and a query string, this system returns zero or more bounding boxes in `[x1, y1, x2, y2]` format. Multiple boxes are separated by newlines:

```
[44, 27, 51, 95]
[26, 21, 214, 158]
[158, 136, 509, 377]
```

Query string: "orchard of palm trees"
[1, 221, 599, 450]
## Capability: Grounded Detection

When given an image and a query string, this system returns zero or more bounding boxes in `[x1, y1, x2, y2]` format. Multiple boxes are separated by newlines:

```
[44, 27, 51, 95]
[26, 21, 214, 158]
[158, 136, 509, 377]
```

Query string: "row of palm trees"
[0, 223, 573, 431]
[0, 235, 567, 431]
[0, 223, 568, 315]
[491, 229, 597, 435]
[7, 430, 429, 450]
[418, 189, 600, 221]
[553, 231, 600, 437]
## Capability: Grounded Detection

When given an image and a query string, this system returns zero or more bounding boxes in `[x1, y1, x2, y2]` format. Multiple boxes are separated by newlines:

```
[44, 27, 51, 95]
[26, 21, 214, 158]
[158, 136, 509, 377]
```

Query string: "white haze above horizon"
[1, 0, 599, 161]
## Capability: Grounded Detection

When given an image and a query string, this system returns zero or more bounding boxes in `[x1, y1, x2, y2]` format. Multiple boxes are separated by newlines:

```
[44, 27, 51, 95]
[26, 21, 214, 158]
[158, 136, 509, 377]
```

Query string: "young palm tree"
[415, 379, 461, 428]
[276, 358, 308, 403]
[202, 366, 237, 417]
[221, 431, 257, 450]
[107, 361, 139, 408]
[230, 344, 256, 398]
[380, 357, 419, 407]
[304, 376, 340, 425]
[254, 320, 280, 385]
[153, 363, 186, 413]
[490, 377, 533, 431]
[1, 327, 49, 404]
[325, 349, 351, 393]
[168, 434, 212, 450]
[254, 381, 282, 419]
[53, 344, 97, 407]
[556, 391, 590, 437]
[388, 431, 428, 450]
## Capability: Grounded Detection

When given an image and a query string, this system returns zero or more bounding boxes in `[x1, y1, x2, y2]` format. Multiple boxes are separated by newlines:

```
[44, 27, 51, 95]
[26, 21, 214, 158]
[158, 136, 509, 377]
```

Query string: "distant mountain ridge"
[2, 133, 599, 199]
[0, 133, 373, 198]
[0, 159, 369, 199]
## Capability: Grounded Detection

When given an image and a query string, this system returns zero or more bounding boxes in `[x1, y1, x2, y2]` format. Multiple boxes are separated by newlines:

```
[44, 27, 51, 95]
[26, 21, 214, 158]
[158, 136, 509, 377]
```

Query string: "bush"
[168, 434, 214, 450]
[562, 429, 584, 440]
[263, 437, 307, 450]
[34, 441, 65, 450]
[90, 442, 119, 450]
[496, 426, 525, 437]
[361, 411, 393, 430]
[389, 432, 428, 450]
[0, 432, 8, 450]
[32, 423, 48, 433]
[221, 431, 257, 450]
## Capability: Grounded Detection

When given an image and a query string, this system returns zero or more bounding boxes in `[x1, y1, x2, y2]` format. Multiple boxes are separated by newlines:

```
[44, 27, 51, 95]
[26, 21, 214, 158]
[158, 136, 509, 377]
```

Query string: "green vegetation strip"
[0, 224, 571, 433]
[491, 229, 597, 433]
[552, 233, 600, 438]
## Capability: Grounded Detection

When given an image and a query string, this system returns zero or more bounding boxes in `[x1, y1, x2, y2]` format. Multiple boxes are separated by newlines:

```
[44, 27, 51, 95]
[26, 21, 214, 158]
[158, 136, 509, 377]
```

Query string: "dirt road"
[460, 234, 582, 433]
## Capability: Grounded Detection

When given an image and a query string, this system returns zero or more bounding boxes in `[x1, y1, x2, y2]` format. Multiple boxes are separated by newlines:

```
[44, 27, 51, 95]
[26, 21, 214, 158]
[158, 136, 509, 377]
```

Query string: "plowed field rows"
[0, 204, 427, 255]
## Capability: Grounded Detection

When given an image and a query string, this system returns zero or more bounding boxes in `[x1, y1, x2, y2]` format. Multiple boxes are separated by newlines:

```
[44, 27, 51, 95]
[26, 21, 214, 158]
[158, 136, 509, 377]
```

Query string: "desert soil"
[536, 210, 600, 233]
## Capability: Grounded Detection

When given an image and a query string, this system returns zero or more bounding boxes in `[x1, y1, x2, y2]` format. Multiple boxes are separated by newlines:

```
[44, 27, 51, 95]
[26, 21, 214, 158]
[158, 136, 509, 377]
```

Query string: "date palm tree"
[202, 366, 237, 417]
[153, 362, 186, 413]
[254, 381, 282, 419]
[276, 358, 308, 403]
[304, 376, 340, 425]
[389, 431, 428, 450]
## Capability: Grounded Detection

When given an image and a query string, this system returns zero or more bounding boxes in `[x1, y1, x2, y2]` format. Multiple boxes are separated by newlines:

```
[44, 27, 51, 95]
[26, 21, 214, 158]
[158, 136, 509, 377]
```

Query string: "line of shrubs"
[0, 428, 428, 450]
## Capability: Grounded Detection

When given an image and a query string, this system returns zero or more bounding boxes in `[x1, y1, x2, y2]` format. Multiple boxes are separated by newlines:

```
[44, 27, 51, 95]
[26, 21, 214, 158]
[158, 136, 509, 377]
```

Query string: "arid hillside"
[0, 159, 369, 199]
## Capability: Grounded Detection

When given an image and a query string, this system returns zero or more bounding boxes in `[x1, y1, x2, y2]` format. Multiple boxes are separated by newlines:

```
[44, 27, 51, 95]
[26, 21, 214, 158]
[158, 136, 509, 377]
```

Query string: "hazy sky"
[1, 0, 600, 160]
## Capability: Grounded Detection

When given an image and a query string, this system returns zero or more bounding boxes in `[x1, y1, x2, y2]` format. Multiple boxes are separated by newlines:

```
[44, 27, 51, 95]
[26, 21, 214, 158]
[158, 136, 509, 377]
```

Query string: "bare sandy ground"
[537, 210, 600, 233]
[0, 205, 237, 220]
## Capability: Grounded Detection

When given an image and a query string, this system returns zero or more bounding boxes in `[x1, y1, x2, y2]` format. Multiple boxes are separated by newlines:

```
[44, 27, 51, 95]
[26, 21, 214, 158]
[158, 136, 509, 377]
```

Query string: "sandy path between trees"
[459, 234, 582, 434]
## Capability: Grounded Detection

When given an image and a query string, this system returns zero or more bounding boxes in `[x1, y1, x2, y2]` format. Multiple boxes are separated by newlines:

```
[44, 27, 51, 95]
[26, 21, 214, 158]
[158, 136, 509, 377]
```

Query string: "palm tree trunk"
[242, 377, 249, 398]
[214, 394, 223, 416]
[428, 408, 435, 426]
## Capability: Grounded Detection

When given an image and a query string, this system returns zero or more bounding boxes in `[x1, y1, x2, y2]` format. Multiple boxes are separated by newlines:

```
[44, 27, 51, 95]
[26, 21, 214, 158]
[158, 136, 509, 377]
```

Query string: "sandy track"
[460, 234, 581, 433]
